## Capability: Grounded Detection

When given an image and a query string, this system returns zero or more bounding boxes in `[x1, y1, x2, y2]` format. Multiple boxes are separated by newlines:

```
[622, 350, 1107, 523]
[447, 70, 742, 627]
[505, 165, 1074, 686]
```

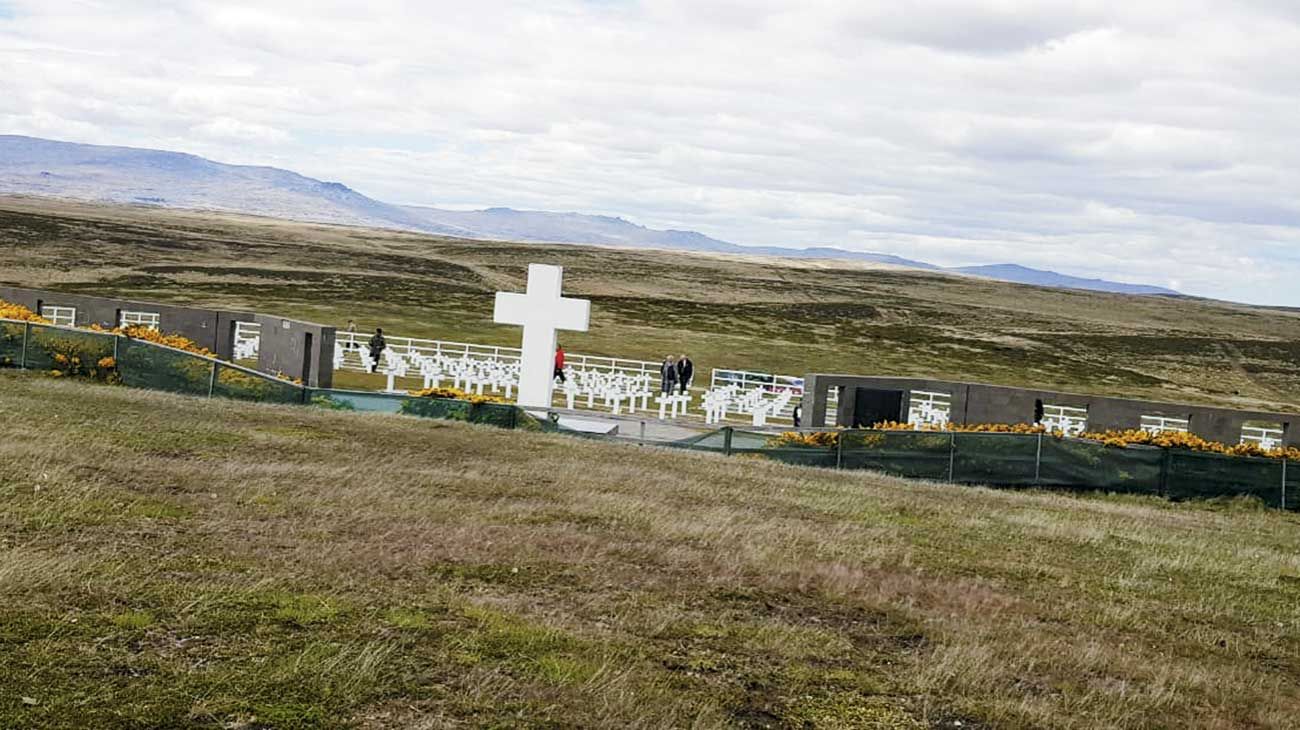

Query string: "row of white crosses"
[561, 368, 657, 415]
[657, 390, 692, 420]
[344, 345, 523, 398]
[701, 384, 794, 426]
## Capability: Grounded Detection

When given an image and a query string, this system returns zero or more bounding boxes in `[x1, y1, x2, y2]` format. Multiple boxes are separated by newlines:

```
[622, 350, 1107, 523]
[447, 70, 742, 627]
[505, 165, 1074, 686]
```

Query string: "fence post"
[1159, 449, 1172, 498]
[112, 334, 120, 363]
[1034, 432, 1043, 484]
[20, 321, 30, 369]
[723, 426, 734, 457]
[947, 431, 956, 483]
[207, 362, 217, 397]
[836, 432, 844, 470]
[1283, 459, 1288, 511]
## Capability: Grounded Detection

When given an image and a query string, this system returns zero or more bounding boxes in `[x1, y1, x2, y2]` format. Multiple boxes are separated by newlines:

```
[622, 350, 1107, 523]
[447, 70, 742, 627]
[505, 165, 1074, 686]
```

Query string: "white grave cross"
[493, 264, 590, 408]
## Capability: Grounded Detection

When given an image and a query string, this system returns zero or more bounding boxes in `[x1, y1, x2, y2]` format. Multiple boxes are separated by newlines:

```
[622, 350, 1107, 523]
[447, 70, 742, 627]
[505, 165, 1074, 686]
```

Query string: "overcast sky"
[3, 1, 1299, 305]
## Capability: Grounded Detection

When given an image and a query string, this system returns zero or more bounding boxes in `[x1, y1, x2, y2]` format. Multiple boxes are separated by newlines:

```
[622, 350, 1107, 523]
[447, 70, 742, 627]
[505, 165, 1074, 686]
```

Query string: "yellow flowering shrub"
[768, 430, 843, 448]
[87, 323, 214, 357]
[0, 300, 49, 323]
[1078, 428, 1300, 461]
[42, 336, 120, 384]
[408, 386, 506, 405]
[274, 371, 305, 386]
[775, 419, 1299, 462]
[872, 420, 1050, 435]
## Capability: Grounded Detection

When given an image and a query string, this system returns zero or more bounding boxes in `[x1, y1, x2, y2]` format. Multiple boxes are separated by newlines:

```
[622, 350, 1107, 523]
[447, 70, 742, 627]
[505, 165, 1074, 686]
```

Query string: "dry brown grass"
[2, 371, 1299, 728]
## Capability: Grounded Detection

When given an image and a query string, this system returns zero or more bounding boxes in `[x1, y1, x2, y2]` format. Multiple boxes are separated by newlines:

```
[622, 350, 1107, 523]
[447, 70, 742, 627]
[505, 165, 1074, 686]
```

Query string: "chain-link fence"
[2, 318, 308, 405]
[4, 318, 1294, 509]
[1, 318, 543, 430]
[669, 427, 1296, 510]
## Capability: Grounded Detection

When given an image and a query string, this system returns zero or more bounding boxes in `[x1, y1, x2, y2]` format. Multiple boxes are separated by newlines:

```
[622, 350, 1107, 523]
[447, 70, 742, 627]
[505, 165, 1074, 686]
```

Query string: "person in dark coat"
[368, 328, 387, 372]
[675, 354, 694, 395]
[660, 355, 677, 395]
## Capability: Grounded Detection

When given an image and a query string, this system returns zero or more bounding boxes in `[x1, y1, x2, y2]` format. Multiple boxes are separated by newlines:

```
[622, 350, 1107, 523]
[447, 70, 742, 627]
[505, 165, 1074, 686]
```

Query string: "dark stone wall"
[0, 285, 333, 387]
[803, 373, 1299, 447]
[253, 314, 335, 389]
[0, 285, 253, 358]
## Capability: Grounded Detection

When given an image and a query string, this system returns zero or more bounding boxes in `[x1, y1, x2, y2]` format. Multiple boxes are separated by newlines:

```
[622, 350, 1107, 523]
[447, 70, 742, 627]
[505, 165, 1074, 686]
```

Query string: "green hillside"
[4, 196, 1300, 412]
[3, 371, 1299, 728]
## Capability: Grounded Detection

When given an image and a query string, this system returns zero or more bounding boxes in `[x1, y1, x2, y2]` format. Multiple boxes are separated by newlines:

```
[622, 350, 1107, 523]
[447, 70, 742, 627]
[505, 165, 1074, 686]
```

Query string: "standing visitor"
[554, 343, 567, 384]
[367, 328, 386, 372]
[792, 403, 802, 429]
[675, 354, 694, 395]
[345, 320, 358, 350]
[660, 355, 678, 395]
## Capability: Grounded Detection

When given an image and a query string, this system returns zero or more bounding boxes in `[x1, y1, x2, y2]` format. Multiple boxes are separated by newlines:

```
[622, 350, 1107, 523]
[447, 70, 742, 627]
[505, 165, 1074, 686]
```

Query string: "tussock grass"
[2, 370, 1299, 728]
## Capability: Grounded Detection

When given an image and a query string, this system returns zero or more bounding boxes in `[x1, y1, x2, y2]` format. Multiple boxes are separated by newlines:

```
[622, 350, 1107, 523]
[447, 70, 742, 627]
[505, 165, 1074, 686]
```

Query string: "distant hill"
[400, 205, 939, 268]
[0, 134, 449, 233]
[950, 264, 1180, 296]
[0, 134, 1177, 296]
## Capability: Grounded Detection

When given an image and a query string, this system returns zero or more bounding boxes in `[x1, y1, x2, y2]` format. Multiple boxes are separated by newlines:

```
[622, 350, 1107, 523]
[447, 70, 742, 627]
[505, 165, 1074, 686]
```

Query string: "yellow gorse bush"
[407, 386, 507, 405]
[771, 419, 1300, 462]
[873, 420, 1051, 435]
[1078, 428, 1300, 461]
[87, 323, 214, 357]
[0, 299, 50, 323]
[768, 431, 843, 448]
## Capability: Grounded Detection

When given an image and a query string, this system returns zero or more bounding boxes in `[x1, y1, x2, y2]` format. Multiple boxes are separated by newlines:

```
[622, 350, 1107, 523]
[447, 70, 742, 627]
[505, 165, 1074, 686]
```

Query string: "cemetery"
[4, 261, 1300, 510]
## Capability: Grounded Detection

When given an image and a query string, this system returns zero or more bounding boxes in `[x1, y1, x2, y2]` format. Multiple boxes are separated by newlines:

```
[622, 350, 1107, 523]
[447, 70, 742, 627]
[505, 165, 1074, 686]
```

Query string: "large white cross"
[493, 264, 590, 409]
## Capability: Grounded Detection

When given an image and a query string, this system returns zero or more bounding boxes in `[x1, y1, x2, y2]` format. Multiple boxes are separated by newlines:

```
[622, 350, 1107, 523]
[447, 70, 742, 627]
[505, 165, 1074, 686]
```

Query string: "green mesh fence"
[951, 432, 1040, 486]
[398, 396, 521, 429]
[740, 445, 839, 468]
[116, 337, 214, 396]
[840, 431, 954, 480]
[307, 389, 401, 413]
[1165, 450, 1284, 507]
[0, 321, 27, 367]
[23, 324, 116, 374]
[213, 362, 304, 404]
[1038, 437, 1165, 495]
[7, 318, 1299, 509]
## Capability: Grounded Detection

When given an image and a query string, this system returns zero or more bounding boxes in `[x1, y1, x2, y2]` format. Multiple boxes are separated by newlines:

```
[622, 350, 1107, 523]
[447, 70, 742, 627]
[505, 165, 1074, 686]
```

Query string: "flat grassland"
[2, 371, 1299, 728]
[4, 196, 1300, 412]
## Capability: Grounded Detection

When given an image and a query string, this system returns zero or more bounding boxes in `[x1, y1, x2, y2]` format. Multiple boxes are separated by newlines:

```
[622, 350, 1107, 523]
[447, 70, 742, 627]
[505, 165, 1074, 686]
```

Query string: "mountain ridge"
[0, 134, 1178, 296]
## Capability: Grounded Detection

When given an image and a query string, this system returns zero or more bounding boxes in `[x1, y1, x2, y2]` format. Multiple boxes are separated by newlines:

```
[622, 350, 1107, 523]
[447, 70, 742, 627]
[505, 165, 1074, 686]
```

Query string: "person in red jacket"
[553, 344, 567, 384]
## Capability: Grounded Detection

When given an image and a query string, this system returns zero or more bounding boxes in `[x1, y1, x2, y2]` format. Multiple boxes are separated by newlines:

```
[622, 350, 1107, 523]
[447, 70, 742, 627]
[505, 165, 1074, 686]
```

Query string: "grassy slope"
[4, 196, 1300, 413]
[3, 371, 1299, 729]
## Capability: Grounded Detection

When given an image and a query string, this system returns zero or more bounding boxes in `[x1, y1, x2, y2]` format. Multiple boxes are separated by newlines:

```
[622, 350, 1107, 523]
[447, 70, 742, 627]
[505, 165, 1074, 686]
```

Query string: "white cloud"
[1, 0, 1299, 304]
[192, 117, 291, 144]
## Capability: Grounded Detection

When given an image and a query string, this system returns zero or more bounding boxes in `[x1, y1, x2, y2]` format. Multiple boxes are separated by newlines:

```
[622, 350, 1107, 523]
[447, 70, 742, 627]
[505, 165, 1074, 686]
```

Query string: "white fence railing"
[331, 331, 663, 379]
[1140, 415, 1190, 435]
[233, 321, 261, 361]
[1040, 404, 1089, 437]
[1242, 424, 1284, 450]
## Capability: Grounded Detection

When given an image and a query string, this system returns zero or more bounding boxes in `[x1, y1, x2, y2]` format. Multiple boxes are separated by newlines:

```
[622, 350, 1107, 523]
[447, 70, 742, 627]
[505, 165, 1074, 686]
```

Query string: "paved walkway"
[548, 407, 714, 443]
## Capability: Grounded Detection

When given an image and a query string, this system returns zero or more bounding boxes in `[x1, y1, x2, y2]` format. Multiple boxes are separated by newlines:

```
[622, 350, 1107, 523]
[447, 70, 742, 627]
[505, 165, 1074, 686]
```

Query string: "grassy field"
[2, 370, 1300, 728]
[4, 196, 1300, 413]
